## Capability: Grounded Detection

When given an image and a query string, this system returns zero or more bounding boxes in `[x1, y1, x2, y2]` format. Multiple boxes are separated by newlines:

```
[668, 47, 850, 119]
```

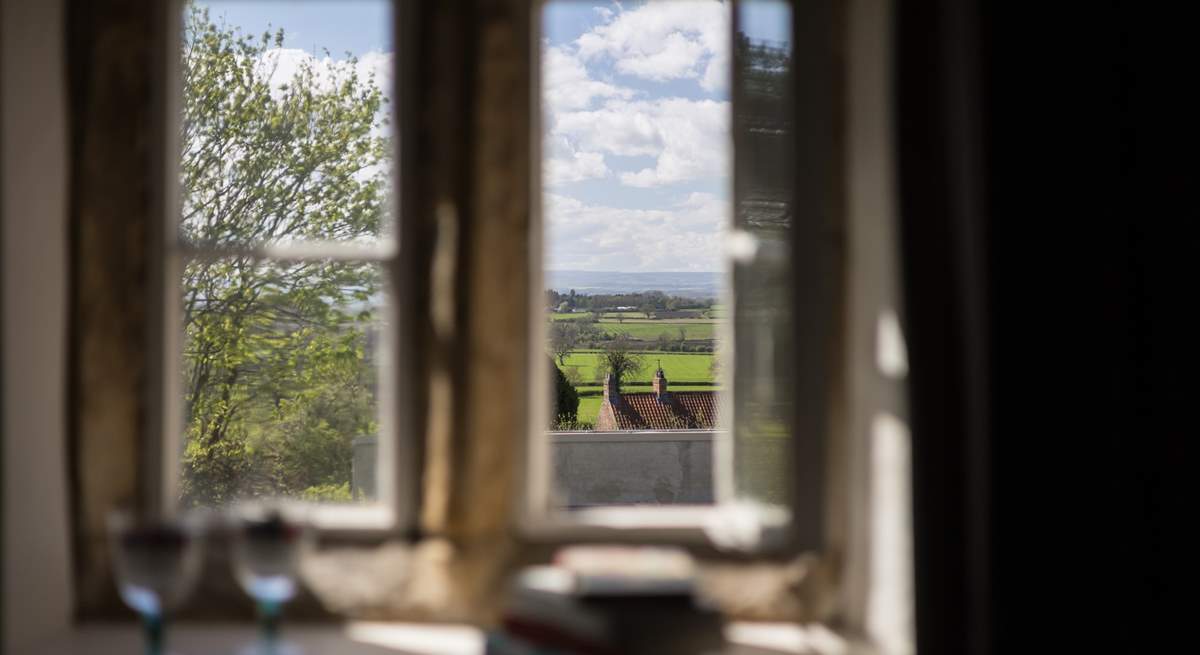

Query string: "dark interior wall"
[1, 5, 6, 645]
[65, 0, 158, 613]
[899, 2, 1185, 653]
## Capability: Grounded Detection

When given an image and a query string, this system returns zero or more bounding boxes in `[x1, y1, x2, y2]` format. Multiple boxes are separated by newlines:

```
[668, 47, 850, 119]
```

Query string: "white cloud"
[260, 48, 393, 100]
[543, 192, 728, 271]
[539, 1, 733, 269]
[613, 31, 706, 81]
[544, 134, 610, 185]
[700, 46, 729, 93]
[551, 96, 729, 188]
[542, 1, 731, 189]
[576, 0, 729, 93]
[543, 44, 633, 113]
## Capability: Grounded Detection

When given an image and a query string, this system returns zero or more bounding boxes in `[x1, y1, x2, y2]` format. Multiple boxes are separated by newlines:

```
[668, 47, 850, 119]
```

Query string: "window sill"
[520, 503, 794, 555]
[31, 622, 482, 655]
[31, 621, 867, 654]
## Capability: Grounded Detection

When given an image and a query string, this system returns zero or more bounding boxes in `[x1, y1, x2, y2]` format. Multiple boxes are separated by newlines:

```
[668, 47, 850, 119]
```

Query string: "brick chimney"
[603, 371, 620, 404]
[653, 364, 668, 400]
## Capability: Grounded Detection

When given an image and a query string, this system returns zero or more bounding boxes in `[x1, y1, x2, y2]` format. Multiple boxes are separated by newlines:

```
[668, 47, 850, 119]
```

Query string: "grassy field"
[550, 310, 720, 343]
[551, 312, 715, 322]
[576, 396, 603, 425]
[560, 350, 716, 385]
[560, 350, 719, 425]
[598, 317, 714, 323]
[598, 321, 715, 340]
[550, 311, 655, 320]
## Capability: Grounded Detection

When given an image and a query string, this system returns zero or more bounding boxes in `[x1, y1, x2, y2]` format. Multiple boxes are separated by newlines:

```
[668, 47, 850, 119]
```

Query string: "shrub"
[551, 359, 579, 426]
[301, 481, 353, 502]
[551, 419, 594, 431]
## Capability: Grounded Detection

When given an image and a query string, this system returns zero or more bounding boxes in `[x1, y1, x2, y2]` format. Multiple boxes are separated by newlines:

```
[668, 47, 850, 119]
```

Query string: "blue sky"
[193, 0, 792, 272]
[542, 0, 791, 272]
[194, 1, 391, 56]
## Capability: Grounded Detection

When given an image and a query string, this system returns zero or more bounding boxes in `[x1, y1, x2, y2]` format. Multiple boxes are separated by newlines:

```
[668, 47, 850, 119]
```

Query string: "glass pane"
[180, 1, 394, 248]
[540, 0, 732, 507]
[179, 258, 388, 506]
[732, 0, 794, 506]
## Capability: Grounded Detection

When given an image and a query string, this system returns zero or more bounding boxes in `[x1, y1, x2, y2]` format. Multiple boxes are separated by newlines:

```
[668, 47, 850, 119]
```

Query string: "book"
[493, 548, 725, 655]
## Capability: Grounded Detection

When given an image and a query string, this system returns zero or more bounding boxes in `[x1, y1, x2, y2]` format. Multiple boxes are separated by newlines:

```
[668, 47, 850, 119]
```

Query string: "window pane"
[731, 0, 794, 506]
[180, 258, 388, 506]
[540, 0, 732, 507]
[180, 1, 394, 248]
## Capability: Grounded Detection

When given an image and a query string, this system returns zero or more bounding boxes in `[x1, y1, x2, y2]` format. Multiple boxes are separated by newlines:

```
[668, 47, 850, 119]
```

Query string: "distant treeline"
[547, 289, 714, 313]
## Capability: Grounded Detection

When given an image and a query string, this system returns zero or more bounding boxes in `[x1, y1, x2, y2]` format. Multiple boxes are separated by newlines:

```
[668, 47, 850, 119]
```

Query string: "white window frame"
[144, 0, 420, 536]
[518, 0, 841, 556]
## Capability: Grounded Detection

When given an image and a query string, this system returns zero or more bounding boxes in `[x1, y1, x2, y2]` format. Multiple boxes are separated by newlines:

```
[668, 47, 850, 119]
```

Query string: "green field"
[550, 311, 653, 320]
[576, 395, 603, 425]
[600, 318, 714, 323]
[549, 310, 720, 344]
[551, 312, 714, 322]
[560, 351, 716, 385]
[560, 350, 719, 425]
[598, 321, 715, 340]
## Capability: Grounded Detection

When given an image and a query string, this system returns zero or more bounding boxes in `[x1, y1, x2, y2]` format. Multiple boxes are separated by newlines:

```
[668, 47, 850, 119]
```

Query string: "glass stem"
[142, 613, 164, 655]
[258, 599, 282, 649]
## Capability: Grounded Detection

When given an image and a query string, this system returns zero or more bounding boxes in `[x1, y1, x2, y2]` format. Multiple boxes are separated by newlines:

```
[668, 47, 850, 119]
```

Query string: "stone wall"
[550, 431, 716, 506]
[352, 431, 717, 507]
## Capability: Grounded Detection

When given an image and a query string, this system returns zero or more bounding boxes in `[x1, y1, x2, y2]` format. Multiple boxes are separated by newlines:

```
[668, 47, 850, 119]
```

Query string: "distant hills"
[546, 270, 722, 299]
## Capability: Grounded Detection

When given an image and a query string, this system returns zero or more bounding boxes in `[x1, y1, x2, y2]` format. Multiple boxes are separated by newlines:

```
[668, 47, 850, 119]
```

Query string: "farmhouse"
[595, 365, 717, 431]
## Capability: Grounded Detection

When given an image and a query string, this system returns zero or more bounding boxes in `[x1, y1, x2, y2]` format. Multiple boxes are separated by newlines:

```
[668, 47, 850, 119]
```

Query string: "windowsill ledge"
[31, 622, 484, 655]
[31, 621, 871, 655]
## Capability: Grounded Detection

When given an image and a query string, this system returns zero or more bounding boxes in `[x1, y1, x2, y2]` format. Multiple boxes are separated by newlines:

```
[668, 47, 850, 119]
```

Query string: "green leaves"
[180, 6, 389, 247]
[179, 8, 389, 506]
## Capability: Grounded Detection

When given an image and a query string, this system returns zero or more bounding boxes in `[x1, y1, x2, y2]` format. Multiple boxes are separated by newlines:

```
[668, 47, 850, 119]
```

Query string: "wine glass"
[230, 503, 314, 655]
[107, 509, 206, 655]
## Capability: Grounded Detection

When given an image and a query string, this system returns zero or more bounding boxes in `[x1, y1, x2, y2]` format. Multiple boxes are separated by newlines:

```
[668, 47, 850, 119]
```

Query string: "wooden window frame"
[516, 0, 845, 559]
[141, 0, 426, 537]
[69, 0, 910, 638]
[143, 0, 424, 535]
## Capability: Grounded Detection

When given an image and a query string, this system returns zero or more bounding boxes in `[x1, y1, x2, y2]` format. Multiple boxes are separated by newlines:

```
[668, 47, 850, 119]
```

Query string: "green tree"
[547, 319, 579, 366]
[656, 331, 673, 351]
[550, 359, 580, 429]
[179, 7, 389, 505]
[548, 316, 602, 364]
[598, 335, 645, 386]
[575, 316, 600, 348]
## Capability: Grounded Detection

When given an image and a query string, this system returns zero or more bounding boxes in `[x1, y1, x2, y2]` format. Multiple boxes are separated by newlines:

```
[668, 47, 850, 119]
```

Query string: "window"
[524, 0, 831, 552]
[58, 0, 908, 633]
[157, 0, 412, 530]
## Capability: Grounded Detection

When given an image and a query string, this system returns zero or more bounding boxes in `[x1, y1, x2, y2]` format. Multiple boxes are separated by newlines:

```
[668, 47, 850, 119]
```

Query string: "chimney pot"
[603, 372, 620, 403]
[653, 364, 668, 399]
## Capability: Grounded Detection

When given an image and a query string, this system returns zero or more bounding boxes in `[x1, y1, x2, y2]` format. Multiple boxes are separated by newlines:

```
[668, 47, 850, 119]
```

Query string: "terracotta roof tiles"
[598, 390, 718, 431]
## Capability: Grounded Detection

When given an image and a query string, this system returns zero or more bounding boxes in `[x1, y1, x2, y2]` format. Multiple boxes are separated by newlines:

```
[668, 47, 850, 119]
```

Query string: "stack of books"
[486, 546, 726, 655]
